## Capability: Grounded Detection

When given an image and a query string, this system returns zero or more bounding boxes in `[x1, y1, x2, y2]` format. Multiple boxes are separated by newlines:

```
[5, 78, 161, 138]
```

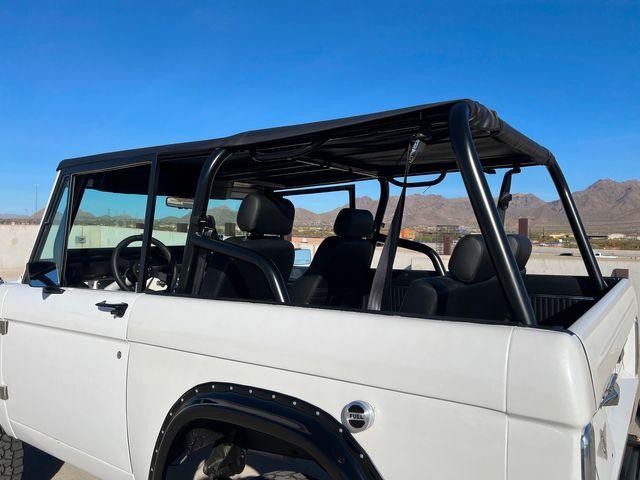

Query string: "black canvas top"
[58, 99, 554, 189]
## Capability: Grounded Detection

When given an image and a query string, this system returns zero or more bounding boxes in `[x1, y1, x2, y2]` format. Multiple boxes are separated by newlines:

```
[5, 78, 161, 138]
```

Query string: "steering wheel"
[110, 235, 177, 292]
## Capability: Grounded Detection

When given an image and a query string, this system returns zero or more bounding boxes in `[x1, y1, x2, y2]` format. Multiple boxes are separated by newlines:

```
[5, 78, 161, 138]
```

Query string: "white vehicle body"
[0, 100, 637, 480]
[0, 277, 637, 479]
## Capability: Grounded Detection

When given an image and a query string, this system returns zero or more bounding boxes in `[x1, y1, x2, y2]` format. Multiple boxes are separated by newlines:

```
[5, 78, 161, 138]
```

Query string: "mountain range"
[2, 179, 638, 234]
[294, 179, 640, 234]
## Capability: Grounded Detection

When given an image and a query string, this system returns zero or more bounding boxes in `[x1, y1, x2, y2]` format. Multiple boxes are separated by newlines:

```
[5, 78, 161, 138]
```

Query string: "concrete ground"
[27, 444, 326, 480]
[22, 444, 96, 480]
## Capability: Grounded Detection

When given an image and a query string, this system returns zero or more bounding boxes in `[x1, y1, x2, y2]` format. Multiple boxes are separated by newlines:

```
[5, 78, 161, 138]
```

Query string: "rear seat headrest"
[509, 234, 532, 270]
[237, 193, 295, 236]
[449, 234, 532, 284]
[449, 235, 495, 284]
[333, 208, 374, 239]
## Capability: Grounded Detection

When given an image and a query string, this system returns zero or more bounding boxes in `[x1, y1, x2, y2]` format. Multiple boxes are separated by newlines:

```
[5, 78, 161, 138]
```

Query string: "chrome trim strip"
[581, 423, 597, 480]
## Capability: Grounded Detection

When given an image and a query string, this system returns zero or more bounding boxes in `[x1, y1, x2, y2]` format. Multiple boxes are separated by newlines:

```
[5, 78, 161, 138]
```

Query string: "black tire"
[621, 443, 640, 480]
[0, 430, 23, 480]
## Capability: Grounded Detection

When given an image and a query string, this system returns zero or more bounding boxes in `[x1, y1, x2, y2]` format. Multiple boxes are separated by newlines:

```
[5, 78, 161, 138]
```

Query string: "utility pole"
[34, 184, 39, 219]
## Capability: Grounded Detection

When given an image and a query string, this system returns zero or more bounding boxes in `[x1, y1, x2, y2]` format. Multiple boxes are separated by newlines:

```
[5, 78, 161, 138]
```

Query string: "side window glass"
[70, 188, 147, 249]
[30, 178, 70, 286]
[64, 164, 151, 289]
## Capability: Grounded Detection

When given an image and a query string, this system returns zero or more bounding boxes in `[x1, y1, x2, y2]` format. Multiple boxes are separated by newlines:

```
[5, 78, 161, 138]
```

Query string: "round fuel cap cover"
[341, 401, 375, 433]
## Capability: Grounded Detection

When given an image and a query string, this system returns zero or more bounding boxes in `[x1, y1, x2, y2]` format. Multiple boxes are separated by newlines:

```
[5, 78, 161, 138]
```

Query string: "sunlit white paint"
[1, 284, 140, 477]
[0, 269, 636, 479]
[570, 279, 640, 479]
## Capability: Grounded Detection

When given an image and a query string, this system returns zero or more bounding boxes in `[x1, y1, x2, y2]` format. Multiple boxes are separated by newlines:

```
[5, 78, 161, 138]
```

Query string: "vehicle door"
[1, 162, 154, 480]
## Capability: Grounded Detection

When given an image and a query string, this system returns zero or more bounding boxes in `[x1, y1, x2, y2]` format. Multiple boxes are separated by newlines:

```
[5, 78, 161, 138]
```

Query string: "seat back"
[199, 193, 295, 301]
[400, 234, 532, 320]
[289, 208, 374, 308]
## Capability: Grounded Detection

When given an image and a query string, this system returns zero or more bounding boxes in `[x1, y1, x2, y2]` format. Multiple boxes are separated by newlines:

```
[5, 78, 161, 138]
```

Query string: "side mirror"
[26, 261, 60, 288]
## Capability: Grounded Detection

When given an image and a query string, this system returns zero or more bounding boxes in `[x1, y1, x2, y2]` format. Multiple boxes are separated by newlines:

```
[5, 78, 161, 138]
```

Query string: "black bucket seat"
[400, 234, 532, 320]
[289, 208, 374, 308]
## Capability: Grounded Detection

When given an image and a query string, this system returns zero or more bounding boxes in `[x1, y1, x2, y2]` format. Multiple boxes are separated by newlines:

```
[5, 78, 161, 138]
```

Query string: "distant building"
[400, 228, 416, 240]
[607, 233, 625, 240]
[436, 225, 461, 255]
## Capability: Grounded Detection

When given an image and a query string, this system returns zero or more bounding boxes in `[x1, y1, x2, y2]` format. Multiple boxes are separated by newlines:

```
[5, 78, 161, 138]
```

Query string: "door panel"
[2, 285, 140, 474]
[0, 284, 15, 438]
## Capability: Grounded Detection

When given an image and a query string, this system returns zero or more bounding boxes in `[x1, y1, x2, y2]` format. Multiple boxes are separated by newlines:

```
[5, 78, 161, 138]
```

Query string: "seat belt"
[367, 135, 424, 311]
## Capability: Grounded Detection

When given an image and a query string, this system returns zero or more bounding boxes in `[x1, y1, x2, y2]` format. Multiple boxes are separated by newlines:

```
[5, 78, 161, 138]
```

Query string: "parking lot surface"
[23, 445, 96, 480]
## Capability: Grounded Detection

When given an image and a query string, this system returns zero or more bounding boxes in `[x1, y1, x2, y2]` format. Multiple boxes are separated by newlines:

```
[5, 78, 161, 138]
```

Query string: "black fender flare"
[148, 382, 383, 480]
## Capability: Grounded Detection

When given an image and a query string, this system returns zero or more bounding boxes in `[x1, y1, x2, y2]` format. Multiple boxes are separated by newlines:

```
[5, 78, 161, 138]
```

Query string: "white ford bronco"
[0, 100, 638, 480]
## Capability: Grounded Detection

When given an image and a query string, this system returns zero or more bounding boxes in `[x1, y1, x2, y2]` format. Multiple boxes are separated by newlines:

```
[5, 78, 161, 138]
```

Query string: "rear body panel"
[126, 293, 608, 479]
[127, 294, 513, 479]
[570, 279, 639, 478]
[505, 327, 595, 479]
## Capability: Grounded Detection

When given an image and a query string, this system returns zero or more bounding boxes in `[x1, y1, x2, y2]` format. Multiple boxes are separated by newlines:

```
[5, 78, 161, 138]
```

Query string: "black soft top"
[58, 99, 554, 189]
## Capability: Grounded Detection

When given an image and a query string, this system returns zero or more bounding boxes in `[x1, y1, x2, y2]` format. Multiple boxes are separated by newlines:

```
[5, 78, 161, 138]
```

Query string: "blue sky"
[1, 1, 638, 215]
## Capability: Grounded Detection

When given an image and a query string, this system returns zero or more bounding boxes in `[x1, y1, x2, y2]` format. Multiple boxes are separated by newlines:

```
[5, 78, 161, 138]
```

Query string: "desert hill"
[293, 179, 640, 234]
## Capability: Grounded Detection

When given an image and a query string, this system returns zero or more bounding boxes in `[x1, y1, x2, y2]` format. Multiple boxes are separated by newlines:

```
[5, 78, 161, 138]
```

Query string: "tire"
[621, 444, 640, 480]
[0, 430, 23, 480]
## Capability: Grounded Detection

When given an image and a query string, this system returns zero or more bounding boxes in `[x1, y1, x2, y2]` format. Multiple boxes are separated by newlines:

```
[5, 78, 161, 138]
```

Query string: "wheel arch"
[148, 382, 383, 480]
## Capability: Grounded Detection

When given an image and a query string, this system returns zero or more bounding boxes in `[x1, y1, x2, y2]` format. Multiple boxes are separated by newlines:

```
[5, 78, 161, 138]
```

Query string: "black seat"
[199, 193, 295, 301]
[289, 208, 374, 308]
[400, 234, 532, 320]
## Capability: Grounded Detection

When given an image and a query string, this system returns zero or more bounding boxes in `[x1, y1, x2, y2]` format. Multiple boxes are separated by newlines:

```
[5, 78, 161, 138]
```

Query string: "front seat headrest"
[449, 234, 532, 284]
[333, 208, 374, 239]
[237, 193, 295, 236]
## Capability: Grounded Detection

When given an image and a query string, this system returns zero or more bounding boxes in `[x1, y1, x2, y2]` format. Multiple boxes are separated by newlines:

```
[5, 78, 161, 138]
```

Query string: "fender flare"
[148, 382, 383, 480]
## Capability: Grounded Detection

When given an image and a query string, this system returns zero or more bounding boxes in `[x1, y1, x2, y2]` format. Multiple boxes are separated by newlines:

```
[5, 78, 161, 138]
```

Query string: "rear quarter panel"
[569, 279, 638, 401]
[569, 279, 640, 479]
[126, 293, 603, 480]
[126, 295, 512, 479]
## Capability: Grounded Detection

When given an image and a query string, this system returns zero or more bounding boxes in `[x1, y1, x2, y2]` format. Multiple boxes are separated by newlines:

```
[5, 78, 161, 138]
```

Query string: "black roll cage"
[175, 102, 606, 326]
[36, 100, 607, 327]
[374, 233, 446, 276]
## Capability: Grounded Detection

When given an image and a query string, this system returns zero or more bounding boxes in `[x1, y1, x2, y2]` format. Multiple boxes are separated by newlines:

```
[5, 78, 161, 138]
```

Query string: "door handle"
[95, 301, 128, 318]
[42, 285, 64, 294]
